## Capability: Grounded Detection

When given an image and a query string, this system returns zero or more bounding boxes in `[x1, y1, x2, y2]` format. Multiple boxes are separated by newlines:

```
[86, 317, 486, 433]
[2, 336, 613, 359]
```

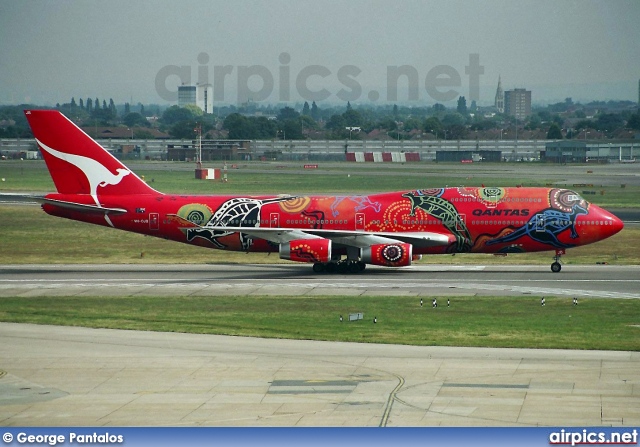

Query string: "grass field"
[1, 159, 639, 351]
[1, 295, 638, 351]
[2, 159, 640, 206]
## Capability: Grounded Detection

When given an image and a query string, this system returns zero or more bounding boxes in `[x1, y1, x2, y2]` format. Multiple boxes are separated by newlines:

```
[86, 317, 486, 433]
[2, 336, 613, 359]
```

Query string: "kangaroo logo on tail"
[36, 138, 131, 207]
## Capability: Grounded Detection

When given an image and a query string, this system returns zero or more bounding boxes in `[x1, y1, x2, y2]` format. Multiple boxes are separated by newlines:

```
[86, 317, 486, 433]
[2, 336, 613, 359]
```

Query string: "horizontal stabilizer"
[0, 194, 126, 215]
[41, 198, 127, 215]
[0, 193, 43, 205]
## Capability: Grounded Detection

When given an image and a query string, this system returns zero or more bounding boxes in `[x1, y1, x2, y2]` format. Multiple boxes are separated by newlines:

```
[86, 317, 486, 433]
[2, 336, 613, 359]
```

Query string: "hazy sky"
[1, 0, 639, 106]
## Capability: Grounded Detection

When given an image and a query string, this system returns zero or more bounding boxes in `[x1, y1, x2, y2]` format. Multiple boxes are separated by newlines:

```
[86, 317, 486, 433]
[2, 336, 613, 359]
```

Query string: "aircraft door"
[149, 213, 159, 231]
[535, 214, 545, 232]
[270, 213, 280, 228]
[355, 213, 365, 231]
[456, 213, 466, 232]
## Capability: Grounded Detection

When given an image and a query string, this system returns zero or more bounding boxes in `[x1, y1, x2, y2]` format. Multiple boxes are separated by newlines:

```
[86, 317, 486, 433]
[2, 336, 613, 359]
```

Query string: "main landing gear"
[551, 249, 565, 273]
[312, 260, 366, 274]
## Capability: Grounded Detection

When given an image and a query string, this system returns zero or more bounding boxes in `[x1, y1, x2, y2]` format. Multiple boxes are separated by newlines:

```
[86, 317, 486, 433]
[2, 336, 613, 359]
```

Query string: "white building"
[177, 84, 213, 114]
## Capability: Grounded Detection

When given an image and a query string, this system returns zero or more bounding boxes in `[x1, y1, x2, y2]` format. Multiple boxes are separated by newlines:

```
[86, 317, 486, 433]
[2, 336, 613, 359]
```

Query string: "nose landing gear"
[551, 249, 565, 273]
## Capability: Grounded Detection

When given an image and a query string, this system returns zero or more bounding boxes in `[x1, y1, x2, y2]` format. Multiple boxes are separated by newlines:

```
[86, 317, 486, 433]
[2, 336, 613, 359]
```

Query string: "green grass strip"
[1, 295, 638, 351]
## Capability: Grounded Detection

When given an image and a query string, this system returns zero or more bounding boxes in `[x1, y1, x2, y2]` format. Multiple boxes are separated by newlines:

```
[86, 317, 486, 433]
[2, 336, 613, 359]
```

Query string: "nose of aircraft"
[589, 204, 624, 240]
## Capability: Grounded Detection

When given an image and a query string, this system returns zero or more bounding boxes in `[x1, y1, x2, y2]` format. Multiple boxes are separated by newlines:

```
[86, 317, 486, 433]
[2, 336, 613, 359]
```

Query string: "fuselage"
[42, 185, 623, 257]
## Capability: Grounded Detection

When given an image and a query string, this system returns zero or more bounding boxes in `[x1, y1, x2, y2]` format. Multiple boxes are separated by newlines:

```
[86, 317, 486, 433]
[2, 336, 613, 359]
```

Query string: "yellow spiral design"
[177, 203, 213, 225]
[280, 196, 311, 213]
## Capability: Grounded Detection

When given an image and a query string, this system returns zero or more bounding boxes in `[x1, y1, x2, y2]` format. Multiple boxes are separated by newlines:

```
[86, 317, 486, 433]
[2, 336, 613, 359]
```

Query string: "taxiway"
[0, 263, 639, 299]
[1, 264, 639, 427]
[1, 323, 639, 426]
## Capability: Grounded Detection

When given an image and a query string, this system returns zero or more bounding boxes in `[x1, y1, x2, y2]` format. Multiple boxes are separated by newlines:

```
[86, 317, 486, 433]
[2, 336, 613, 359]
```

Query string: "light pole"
[346, 126, 360, 140]
[194, 123, 202, 168]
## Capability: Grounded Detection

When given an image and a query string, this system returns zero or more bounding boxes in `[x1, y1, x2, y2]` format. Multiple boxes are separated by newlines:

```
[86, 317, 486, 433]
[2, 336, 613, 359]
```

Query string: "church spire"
[495, 75, 504, 113]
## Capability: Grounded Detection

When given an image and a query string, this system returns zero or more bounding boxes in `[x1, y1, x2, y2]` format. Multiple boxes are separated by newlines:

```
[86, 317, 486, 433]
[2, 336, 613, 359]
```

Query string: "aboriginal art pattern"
[180, 196, 293, 249]
[290, 245, 319, 263]
[302, 209, 326, 228]
[486, 189, 589, 250]
[402, 189, 472, 252]
[330, 195, 382, 217]
[279, 196, 311, 214]
[288, 240, 329, 263]
[177, 203, 213, 226]
[381, 244, 405, 263]
[457, 186, 506, 206]
[478, 187, 506, 204]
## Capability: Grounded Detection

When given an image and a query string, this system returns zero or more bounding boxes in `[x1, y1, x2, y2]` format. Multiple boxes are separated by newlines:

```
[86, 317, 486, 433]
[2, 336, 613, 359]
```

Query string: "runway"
[1, 263, 639, 299]
[1, 264, 639, 427]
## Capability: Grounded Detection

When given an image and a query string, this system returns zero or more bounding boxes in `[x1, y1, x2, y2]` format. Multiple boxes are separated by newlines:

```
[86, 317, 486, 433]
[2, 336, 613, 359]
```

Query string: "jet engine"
[279, 238, 332, 263]
[361, 243, 413, 267]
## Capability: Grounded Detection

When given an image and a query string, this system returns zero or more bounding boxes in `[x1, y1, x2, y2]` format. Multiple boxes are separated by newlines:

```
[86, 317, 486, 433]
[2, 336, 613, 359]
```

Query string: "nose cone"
[589, 205, 624, 240]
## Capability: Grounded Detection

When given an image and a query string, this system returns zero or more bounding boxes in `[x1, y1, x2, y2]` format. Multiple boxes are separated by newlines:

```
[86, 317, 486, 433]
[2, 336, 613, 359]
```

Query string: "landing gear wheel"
[551, 249, 564, 273]
[315, 260, 366, 274]
[325, 262, 337, 274]
[348, 262, 362, 274]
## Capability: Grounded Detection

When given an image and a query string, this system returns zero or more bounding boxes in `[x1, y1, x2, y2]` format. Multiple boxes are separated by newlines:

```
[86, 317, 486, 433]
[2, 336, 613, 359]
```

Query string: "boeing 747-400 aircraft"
[19, 110, 624, 273]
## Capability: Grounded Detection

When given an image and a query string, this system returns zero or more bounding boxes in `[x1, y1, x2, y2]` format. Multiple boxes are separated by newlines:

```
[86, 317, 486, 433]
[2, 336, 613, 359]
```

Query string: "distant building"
[197, 83, 213, 114]
[504, 88, 531, 120]
[494, 76, 504, 113]
[436, 150, 502, 163]
[177, 84, 213, 114]
[178, 85, 196, 108]
[167, 139, 251, 161]
[543, 140, 638, 163]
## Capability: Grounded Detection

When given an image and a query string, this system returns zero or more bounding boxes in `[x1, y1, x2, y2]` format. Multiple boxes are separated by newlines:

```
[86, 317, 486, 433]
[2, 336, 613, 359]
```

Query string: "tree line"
[0, 97, 639, 140]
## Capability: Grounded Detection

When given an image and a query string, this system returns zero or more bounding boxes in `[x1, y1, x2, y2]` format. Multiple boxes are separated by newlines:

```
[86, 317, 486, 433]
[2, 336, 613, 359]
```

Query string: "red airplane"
[21, 110, 623, 273]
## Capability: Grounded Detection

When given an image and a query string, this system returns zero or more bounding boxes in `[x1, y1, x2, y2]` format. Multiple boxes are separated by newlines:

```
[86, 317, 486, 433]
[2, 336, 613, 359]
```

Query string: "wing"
[200, 226, 454, 248]
[167, 213, 454, 248]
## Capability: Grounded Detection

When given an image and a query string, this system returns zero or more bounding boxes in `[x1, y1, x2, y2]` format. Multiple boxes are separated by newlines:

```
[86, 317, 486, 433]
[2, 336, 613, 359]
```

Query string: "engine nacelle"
[361, 243, 413, 267]
[279, 238, 332, 263]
